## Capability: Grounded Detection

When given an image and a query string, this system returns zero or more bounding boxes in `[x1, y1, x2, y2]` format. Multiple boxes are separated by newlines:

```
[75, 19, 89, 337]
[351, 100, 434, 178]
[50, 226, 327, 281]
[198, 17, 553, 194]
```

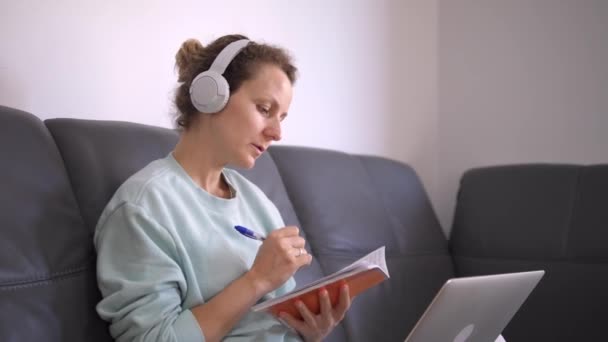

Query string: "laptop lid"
[404, 270, 544, 342]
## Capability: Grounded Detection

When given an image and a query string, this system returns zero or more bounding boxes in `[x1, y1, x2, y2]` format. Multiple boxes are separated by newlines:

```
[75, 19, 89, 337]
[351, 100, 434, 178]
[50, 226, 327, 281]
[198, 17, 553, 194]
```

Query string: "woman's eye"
[257, 105, 270, 116]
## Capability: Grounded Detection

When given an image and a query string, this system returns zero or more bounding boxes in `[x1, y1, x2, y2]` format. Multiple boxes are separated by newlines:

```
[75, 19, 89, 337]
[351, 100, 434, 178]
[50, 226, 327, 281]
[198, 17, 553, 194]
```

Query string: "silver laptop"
[404, 270, 544, 342]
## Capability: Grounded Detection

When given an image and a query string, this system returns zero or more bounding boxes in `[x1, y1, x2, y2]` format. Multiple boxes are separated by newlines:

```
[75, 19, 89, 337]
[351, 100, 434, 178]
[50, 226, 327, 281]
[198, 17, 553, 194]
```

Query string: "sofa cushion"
[451, 164, 580, 259]
[0, 106, 110, 341]
[45, 118, 180, 231]
[269, 146, 454, 342]
[450, 164, 608, 341]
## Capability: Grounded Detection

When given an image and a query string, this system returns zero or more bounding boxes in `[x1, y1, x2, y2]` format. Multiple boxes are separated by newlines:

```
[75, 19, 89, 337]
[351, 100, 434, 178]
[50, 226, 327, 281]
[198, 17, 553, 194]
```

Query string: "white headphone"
[189, 39, 250, 114]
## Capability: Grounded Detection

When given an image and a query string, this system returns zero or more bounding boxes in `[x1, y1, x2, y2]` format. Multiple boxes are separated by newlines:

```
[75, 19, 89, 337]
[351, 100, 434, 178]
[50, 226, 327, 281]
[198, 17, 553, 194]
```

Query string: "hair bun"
[175, 39, 205, 82]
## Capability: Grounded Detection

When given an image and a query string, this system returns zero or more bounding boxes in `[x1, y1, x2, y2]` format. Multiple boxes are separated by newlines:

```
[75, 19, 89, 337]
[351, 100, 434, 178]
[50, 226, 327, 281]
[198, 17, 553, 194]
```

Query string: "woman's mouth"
[252, 144, 265, 153]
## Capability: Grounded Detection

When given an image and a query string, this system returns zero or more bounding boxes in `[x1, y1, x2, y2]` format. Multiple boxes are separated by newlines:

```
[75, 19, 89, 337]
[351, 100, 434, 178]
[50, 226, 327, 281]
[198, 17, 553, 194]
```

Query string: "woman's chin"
[233, 157, 257, 169]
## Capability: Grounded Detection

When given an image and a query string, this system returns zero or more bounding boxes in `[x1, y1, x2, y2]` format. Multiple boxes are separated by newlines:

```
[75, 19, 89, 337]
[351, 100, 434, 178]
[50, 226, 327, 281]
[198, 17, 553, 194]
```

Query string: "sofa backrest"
[1, 106, 454, 341]
[268, 146, 454, 341]
[450, 164, 608, 341]
[0, 107, 111, 341]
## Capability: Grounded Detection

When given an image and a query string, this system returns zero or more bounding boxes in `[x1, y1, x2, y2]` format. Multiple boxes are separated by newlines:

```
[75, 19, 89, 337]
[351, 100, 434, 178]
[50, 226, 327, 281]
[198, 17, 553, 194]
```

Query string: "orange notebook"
[252, 246, 389, 320]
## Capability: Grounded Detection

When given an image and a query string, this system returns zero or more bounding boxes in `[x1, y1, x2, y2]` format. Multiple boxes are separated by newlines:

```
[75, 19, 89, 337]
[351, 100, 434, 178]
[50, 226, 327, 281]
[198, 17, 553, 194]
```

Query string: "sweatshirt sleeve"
[94, 202, 205, 342]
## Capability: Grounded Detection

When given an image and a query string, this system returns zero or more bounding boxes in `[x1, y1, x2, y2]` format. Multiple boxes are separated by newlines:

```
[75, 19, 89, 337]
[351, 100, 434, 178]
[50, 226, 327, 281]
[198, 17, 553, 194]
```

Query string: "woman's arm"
[190, 226, 312, 342]
[96, 204, 310, 342]
[188, 270, 263, 341]
[96, 204, 204, 342]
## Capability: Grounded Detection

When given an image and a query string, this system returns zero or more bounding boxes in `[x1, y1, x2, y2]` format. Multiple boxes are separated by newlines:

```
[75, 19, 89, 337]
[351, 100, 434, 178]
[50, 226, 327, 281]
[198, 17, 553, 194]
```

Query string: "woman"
[94, 34, 351, 342]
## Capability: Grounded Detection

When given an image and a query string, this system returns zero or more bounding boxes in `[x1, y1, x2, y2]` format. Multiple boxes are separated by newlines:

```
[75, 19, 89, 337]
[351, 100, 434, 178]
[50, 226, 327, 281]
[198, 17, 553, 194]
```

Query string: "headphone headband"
[209, 39, 250, 74]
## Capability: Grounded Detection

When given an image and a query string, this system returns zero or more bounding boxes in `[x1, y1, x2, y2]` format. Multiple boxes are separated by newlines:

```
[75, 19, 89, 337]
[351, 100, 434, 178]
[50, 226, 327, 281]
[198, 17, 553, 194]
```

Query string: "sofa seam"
[357, 155, 454, 272]
[561, 167, 582, 258]
[0, 265, 90, 291]
[356, 155, 403, 249]
[44, 121, 88, 228]
[266, 149, 311, 253]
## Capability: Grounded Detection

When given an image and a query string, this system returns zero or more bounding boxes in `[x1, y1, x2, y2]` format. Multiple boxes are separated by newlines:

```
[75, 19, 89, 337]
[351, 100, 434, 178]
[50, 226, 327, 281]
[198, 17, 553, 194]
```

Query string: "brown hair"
[173, 34, 298, 130]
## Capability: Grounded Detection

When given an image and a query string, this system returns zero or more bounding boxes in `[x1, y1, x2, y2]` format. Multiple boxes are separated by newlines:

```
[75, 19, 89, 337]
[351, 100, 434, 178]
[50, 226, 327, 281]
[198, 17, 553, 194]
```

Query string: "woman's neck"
[172, 130, 231, 198]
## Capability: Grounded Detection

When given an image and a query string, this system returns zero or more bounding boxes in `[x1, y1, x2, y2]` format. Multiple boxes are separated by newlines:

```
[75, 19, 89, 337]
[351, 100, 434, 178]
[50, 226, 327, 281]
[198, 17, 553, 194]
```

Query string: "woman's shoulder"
[94, 156, 185, 236]
[102, 156, 178, 213]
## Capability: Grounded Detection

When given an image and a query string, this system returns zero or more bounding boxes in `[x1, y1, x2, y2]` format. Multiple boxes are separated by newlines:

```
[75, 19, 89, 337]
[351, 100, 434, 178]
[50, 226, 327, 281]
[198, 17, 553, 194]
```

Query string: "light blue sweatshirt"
[94, 153, 299, 342]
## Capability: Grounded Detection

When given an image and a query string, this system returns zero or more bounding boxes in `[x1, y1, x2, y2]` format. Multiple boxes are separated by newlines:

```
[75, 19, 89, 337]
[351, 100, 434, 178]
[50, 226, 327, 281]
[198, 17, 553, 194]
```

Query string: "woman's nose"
[264, 120, 282, 141]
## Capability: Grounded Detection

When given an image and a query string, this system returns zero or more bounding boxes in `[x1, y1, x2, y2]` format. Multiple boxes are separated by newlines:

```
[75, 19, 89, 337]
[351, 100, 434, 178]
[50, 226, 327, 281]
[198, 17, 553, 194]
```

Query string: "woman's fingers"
[278, 287, 351, 342]
[333, 284, 351, 320]
[281, 236, 306, 250]
[319, 288, 334, 329]
[295, 300, 318, 330]
[249, 226, 312, 293]
[278, 311, 307, 334]
[269, 225, 300, 238]
[270, 229, 307, 258]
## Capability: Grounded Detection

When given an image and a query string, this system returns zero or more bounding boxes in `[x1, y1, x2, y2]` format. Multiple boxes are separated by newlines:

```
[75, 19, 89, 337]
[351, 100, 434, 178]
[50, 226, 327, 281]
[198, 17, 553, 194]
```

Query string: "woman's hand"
[247, 226, 312, 296]
[280, 284, 352, 342]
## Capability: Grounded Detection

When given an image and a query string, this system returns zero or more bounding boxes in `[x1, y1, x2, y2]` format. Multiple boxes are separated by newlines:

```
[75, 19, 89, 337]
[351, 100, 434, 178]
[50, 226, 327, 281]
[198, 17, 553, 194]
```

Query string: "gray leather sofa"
[1, 105, 606, 341]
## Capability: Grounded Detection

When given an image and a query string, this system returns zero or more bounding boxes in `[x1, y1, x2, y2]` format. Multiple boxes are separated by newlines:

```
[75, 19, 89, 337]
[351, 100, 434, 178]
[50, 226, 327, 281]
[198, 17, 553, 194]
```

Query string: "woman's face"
[210, 64, 293, 169]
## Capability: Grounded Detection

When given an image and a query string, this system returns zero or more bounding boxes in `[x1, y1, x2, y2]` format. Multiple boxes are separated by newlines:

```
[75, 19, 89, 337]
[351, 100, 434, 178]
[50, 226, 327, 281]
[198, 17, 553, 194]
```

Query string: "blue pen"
[234, 225, 266, 241]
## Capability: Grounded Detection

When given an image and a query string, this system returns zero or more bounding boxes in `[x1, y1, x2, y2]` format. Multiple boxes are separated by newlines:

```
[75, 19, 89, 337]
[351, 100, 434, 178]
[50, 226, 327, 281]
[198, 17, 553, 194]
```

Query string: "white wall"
[438, 0, 608, 233]
[5, 0, 604, 236]
[0, 0, 440, 213]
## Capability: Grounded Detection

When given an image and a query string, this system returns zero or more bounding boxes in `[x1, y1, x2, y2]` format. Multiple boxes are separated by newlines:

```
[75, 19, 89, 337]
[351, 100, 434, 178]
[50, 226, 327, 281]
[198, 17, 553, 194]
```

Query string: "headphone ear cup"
[189, 70, 230, 114]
